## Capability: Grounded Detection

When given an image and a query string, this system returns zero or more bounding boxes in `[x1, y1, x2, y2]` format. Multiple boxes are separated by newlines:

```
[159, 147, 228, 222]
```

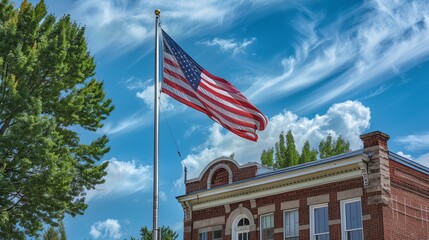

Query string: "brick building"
[176, 131, 429, 240]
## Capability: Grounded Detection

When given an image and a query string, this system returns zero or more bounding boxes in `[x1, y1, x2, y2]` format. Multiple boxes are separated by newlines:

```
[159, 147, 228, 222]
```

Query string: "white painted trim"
[179, 156, 362, 203]
[310, 203, 329, 240]
[283, 209, 299, 240]
[192, 170, 361, 210]
[340, 197, 364, 240]
[207, 163, 233, 189]
[260, 213, 274, 240]
[187, 157, 259, 183]
[232, 214, 250, 240]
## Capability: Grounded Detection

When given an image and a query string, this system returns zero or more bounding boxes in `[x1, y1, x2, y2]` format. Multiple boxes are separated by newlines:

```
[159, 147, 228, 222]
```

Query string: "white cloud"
[159, 191, 167, 202]
[86, 158, 152, 201]
[198, 37, 257, 55]
[90, 219, 122, 240]
[396, 151, 413, 160]
[136, 84, 179, 112]
[181, 100, 370, 179]
[123, 77, 152, 90]
[100, 111, 152, 135]
[397, 132, 429, 151]
[415, 152, 429, 168]
[64, 0, 285, 56]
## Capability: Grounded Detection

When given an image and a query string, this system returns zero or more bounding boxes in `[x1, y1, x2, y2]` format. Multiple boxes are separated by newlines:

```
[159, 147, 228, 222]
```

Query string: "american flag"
[161, 30, 268, 141]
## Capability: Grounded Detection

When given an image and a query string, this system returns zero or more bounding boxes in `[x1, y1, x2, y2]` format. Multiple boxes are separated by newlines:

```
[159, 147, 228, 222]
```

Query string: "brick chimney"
[360, 131, 391, 205]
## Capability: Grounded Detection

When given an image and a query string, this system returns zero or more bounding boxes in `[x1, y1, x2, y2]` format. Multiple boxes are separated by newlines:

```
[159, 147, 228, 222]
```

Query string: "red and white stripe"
[161, 51, 268, 141]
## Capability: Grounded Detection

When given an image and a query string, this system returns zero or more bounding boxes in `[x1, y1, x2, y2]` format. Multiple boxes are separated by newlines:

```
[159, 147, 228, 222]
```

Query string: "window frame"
[340, 198, 364, 240]
[212, 225, 222, 240]
[260, 213, 275, 240]
[198, 228, 208, 240]
[283, 208, 299, 240]
[310, 203, 330, 240]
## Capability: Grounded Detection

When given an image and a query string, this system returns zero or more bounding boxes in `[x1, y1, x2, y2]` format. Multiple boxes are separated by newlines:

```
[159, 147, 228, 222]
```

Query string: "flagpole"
[153, 9, 160, 240]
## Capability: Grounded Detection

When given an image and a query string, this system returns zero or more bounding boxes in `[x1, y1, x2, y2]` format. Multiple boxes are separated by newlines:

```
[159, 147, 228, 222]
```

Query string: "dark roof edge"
[254, 149, 364, 179]
[389, 151, 429, 175]
[176, 149, 364, 199]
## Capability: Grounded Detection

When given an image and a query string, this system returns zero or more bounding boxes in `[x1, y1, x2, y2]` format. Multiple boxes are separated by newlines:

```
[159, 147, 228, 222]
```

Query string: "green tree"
[319, 134, 351, 159]
[284, 130, 299, 167]
[274, 132, 286, 168]
[0, 0, 113, 238]
[140, 226, 179, 240]
[260, 147, 274, 167]
[42, 222, 66, 240]
[299, 140, 317, 164]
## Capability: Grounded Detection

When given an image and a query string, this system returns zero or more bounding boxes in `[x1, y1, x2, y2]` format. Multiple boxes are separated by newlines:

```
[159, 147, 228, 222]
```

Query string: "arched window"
[232, 215, 250, 240]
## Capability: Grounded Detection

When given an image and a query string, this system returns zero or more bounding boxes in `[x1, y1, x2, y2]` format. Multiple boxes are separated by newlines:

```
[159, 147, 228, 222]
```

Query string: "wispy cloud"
[198, 37, 256, 55]
[64, 0, 285, 56]
[100, 111, 152, 135]
[122, 77, 152, 90]
[90, 219, 122, 240]
[180, 100, 371, 179]
[246, 0, 429, 111]
[86, 158, 152, 201]
[397, 132, 429, 151]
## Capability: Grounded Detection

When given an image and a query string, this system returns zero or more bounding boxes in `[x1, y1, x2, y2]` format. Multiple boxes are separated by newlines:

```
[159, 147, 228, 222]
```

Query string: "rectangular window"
[310, 204, 330, 240]
[284, 209, 299, 240]
[260, 213, 274, 240]
[198, 228, 208, 240]
[213, 226, 222, 240]
[341, 198, 363, 240]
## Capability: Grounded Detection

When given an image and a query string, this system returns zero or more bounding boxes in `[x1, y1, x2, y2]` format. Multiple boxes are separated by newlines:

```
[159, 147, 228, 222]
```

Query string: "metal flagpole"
[153, 9, 160, 240]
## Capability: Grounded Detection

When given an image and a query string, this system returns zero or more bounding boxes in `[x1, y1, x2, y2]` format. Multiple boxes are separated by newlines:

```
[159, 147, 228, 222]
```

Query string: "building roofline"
[177, 149, 364, 200]
[185, 156, 260, 184]
[389, 151, 429, 175]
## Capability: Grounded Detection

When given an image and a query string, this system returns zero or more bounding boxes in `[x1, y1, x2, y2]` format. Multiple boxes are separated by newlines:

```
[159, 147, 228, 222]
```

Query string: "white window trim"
[260, 213, 274, 240]
[232, 214, 250, 240]
[198, 228, 208, 240]
[212, 225, 222, 240]
[310, 203, 329, 240]
[340, 197, 364, 240]
[283, 208, 299, 240]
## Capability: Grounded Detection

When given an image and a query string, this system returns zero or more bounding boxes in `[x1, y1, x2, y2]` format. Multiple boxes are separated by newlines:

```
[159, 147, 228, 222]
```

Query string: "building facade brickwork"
[177, 131, 429, 240]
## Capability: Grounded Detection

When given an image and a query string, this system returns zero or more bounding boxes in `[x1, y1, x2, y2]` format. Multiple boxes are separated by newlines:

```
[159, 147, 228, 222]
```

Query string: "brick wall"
[186, 160, 258, 193]
[381, 160, 429, 240]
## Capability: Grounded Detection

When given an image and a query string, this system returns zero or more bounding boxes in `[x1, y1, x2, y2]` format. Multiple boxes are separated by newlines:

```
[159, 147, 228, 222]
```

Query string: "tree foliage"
[260, 147, 274, 167]
[299, 140, 318, 164]
[261, 130, 317, 168]
[42, 222, 67, 240]
[140, 226, 179, 240]
[319, 134, 351, 159]
[0, 0, 113, 238]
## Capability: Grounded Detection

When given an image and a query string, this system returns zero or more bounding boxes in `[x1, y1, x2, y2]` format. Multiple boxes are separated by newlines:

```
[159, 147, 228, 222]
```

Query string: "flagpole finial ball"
[155, 9, 161, 16]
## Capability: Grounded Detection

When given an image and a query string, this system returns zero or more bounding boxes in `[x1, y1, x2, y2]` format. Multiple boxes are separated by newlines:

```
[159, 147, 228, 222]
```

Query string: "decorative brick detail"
[360, 131, 391, 206]
[337, 188, 363, 201]
[307, 194, 330, 205]
[281, 200, 299, 210]
[210, 167, 229, 188]
[257, 204, 275, 215]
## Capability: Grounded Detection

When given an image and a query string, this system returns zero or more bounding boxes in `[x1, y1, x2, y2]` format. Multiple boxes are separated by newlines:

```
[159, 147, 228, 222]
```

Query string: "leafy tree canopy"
[0, 0, 113, 238]
[319, 134, 351, 159]
[260, 131, 350, 168]
[140, 226, 179, 240]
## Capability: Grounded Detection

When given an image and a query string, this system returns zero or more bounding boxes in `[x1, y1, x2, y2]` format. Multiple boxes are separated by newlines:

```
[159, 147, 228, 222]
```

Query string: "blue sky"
[15, 0, 429, 239]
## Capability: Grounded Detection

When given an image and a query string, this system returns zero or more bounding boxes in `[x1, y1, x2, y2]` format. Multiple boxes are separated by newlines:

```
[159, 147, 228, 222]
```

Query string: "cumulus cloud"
[90, 219, 122, 240]
[396, 151, 413, 160]
[136, 84, 180, 113]
[182, 100, 371, 179]
[396, 132, 429, 151]
[198, 37, 257, 55]
[86, 158, 152, 201]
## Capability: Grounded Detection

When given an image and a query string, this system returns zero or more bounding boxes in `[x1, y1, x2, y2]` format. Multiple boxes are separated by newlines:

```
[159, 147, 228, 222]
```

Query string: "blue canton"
[163, 31, 204, 91]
